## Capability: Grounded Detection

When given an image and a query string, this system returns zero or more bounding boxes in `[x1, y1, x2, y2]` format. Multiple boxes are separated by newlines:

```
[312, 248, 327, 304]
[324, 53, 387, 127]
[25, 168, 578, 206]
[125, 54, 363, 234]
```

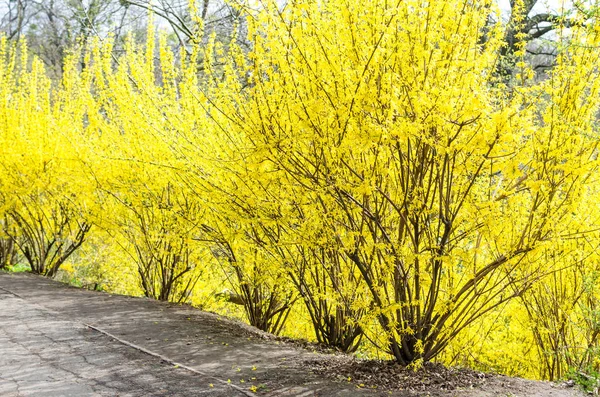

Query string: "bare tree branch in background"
[1, 0, 133, 77]
[500, 0, 581, 76]
[1, 0, 33, 40]
[0, 0, 247, 77]
[120, 0, 248, 51]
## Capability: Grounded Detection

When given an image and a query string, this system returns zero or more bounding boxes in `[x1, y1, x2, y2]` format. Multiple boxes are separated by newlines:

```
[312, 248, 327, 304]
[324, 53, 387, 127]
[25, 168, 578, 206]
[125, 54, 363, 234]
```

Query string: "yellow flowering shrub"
[2, 0, 600, 379]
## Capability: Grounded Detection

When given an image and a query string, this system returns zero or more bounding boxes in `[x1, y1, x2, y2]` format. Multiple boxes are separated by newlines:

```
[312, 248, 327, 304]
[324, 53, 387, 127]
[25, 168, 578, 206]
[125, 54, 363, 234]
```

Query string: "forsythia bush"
[1, 0, 600, 380]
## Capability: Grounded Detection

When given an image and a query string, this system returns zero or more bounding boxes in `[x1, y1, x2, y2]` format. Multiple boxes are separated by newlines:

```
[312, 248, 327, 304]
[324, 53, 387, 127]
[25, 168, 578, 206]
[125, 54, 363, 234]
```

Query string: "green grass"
[566, 367, 600, 394]
[5, 263, 31, 273]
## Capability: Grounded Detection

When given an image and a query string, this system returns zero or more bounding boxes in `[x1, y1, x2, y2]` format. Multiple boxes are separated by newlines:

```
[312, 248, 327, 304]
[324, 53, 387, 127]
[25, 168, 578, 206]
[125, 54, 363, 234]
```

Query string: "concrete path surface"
[0, 288, 239, 397]
[0, 272, 371, 397]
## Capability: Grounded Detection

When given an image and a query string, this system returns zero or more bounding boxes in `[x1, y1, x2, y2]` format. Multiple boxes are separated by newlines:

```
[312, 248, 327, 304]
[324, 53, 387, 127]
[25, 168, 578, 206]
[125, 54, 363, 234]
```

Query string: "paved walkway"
[0, 286, 239, 396]
[0, 273, 368, 397]
[0, 272, 585, 397]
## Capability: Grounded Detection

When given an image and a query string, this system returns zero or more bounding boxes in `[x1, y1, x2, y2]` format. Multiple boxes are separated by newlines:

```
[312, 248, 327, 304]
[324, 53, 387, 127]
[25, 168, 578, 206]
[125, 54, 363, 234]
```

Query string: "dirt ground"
[0, 272, 586, 396]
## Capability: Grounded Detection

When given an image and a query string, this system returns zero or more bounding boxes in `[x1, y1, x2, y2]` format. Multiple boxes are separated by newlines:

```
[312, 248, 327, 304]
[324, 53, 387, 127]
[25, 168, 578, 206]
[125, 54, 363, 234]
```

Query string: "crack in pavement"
[84, 323, 257, 397]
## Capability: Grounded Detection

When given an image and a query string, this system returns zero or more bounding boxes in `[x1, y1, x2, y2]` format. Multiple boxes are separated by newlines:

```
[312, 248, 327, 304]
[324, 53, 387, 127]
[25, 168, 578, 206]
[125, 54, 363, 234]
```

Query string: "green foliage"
[566, 366, 600, 394]
[4, 262, 31, 273]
